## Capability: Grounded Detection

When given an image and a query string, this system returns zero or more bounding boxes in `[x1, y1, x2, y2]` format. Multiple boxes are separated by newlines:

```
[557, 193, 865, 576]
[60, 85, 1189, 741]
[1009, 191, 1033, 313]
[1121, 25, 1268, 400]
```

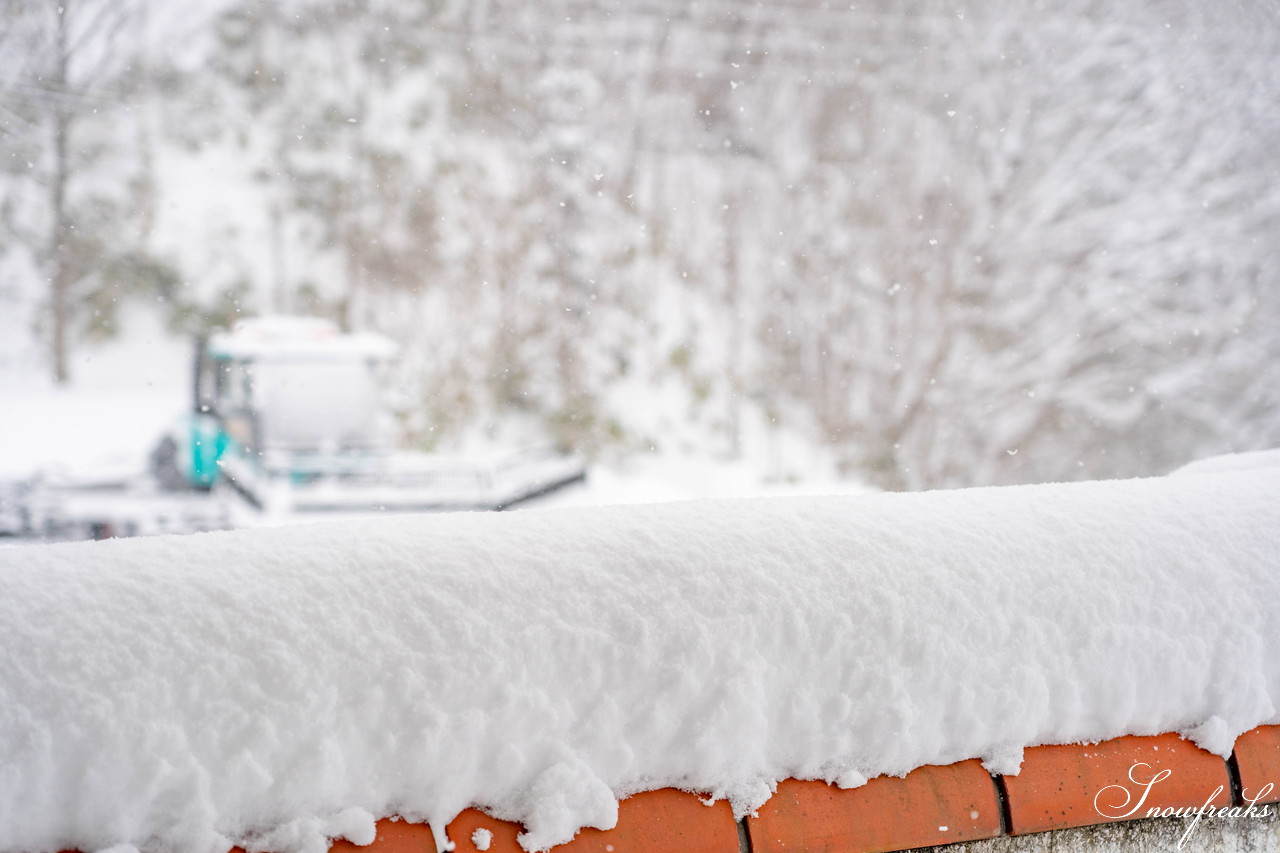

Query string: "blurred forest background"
[3, 0, 1280, 490]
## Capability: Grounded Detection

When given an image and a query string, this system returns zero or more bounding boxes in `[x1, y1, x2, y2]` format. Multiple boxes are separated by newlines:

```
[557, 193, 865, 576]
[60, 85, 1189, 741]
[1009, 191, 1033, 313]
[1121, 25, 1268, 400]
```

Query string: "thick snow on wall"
[1, 468, 1279, 853]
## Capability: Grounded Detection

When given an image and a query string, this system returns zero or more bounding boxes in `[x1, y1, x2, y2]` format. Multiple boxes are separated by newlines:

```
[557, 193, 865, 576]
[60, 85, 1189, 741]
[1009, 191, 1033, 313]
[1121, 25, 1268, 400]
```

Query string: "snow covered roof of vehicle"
[0, 463, 1277, 853]
[207, 316, 398, 360]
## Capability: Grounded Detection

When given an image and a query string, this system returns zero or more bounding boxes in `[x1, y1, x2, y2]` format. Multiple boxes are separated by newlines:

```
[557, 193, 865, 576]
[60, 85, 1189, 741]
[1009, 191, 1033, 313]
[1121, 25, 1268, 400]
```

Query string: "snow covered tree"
[207, 0, 452, 328]
[0, 0, 175, 381]
[749, 0, 1280, 487]
[59, 0, 1277, 485]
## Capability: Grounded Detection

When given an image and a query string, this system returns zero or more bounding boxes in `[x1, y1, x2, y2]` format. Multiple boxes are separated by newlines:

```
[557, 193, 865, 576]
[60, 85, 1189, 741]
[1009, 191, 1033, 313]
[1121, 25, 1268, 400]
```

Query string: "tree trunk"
[50, 2, 72, 385]
[723, 191, 743, 460]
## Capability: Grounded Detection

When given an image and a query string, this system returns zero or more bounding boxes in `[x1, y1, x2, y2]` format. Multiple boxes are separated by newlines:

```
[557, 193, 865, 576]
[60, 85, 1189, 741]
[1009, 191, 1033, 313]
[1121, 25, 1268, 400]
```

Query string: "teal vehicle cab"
[154, 317, 398, 496]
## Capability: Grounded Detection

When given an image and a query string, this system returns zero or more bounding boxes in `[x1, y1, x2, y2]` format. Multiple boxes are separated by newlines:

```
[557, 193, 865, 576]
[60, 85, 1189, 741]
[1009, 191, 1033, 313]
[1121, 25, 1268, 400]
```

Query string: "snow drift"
[1, 466, 1278, 853]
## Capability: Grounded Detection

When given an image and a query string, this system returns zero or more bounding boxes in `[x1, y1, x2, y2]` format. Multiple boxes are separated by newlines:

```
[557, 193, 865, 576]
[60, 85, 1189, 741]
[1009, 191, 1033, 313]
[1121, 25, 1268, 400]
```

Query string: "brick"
[557, 789, 739, 853]
[446, 788, 738, 853]
[446, 807, 522, 853]
[748, 760, 1002, 853]
[326, 819, 436, 853]
[1233, 725, 1280, 806]
[1003, 733, 1231, 835]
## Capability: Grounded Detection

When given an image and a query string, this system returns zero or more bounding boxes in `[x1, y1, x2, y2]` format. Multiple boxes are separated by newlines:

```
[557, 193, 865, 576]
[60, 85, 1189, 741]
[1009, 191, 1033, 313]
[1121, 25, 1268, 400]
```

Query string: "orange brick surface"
[748, 760, 1002, 853]
[1003, 733, 1231, 834]
[1233, 725, 1280, 806]
[328, 818, 437, 853]
[446, 807, 522, 853]
[446, 788, 738, 853]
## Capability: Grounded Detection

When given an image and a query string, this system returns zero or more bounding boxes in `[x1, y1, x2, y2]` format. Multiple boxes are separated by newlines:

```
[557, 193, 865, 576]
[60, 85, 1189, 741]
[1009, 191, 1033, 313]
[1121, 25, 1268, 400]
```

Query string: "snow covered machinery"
[1, 318, 586, 541]
[157, 317, 587, 517]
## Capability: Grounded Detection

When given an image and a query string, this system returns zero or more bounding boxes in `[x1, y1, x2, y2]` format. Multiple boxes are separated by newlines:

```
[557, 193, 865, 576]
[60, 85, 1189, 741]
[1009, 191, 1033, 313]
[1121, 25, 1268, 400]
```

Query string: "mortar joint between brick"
[736, 816, 755, 853]
[992, 772, 1014, 837]
[1226, 751, 1246, 807]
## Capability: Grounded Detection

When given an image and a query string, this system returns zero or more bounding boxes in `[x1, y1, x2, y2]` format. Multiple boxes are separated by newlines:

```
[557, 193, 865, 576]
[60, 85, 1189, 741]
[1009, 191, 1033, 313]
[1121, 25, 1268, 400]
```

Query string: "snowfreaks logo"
[1093, 762, 1274, 849]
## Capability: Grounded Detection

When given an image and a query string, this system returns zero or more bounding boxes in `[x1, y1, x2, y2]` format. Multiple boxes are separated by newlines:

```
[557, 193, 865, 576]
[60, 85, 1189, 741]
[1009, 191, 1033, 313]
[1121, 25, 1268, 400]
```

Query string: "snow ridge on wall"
[0, 465, 1278, 853]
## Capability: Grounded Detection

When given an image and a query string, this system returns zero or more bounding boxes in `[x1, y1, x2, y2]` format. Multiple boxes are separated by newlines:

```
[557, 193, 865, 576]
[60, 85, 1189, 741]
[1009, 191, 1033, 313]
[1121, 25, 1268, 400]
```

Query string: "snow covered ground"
[0, 310, 188, 481]
[0, 461, 1277, 853]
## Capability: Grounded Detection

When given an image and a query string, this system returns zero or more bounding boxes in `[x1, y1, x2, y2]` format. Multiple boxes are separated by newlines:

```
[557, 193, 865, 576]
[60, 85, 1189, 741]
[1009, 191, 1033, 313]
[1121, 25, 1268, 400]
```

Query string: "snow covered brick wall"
[429, 732, 1280, 853]
[1, 461, 1279, 853]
